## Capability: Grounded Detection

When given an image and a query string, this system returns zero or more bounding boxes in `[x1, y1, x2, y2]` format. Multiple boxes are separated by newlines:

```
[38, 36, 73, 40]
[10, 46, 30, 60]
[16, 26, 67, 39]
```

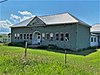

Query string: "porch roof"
[91, 24, 100, 33]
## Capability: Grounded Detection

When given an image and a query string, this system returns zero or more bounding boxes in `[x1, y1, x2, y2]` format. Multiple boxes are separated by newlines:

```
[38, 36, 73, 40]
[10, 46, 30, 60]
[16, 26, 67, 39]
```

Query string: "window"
[17, 33, 19, 39]
[24, 34, 26, 39]
[91, 37, 93, 42]
[20, 34, 22, 39]
[38, 33, 40, 39]
[15, 34, 17, 39]
[65, 33, 69, 41]
[30, 34, 32, 39]
[27, 34, 29, 39]
[42, 33, 45, 40]
[50, 33, 53, 41]
[94, 38, 96, 42]
[46, 33, 50, 39]
[61, 33, 64, 41]
[56, 33, 59, 40]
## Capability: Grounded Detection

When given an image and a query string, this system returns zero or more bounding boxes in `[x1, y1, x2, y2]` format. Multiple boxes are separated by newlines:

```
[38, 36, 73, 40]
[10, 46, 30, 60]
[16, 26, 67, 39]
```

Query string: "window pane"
[61, 33, 64, 41]
[24, 34, 26, 39]
[50, 33, 53, 41]
[56, 33, 59, 40]
[46, 33, 50, 39]
[17, 33, 19, 39]
[27, 34, 29, 39]
[65, 33, 69, 41]
[15, 34, 17, 39]
[20, 34, 22, 39]
[30, 34, 32, 39]
[91, 37, 93, 42]
[42, 33, 45, 40]
[94, 38, 96, 42]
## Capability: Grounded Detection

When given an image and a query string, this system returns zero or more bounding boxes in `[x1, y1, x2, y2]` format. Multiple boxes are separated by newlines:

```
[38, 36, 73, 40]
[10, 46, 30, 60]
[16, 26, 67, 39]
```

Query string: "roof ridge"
[38, 12, 68, 17]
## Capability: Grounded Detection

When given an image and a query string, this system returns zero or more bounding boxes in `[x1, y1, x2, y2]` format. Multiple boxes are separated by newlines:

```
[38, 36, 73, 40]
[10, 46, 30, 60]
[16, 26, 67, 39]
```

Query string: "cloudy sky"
[0, 0, 100, 34]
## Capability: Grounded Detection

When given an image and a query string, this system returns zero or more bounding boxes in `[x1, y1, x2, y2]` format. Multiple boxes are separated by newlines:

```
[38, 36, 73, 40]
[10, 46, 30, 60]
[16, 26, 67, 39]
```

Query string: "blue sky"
[0, 0, 100, 25]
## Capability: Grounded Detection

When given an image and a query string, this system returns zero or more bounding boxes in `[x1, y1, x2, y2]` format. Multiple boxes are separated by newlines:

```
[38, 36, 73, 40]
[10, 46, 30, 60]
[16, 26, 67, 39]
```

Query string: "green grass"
[0, 46, 100, 75]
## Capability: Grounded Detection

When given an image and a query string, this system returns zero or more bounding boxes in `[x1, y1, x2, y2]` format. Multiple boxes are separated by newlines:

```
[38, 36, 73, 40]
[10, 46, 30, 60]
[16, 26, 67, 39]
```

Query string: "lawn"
[0, 46, 100, 75]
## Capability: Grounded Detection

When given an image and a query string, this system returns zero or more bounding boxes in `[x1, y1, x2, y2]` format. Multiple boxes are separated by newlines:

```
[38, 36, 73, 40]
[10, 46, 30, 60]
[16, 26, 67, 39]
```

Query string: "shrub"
[35, 45, 48, 49]
[8, 42, 25, 47]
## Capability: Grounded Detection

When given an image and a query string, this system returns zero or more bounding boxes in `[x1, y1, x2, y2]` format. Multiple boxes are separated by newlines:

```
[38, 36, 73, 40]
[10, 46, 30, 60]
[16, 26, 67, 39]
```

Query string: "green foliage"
[8, 42, 24, 47]
[0, 46, 100, 75]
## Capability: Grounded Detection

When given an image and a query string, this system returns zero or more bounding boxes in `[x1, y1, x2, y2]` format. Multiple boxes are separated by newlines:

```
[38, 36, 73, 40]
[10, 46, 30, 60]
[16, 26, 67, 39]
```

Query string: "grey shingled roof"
[11, 13, 90, 27]
[10, 17, 34, 27]
[38, 13, 78, 25]
[91, 24, 100, 33]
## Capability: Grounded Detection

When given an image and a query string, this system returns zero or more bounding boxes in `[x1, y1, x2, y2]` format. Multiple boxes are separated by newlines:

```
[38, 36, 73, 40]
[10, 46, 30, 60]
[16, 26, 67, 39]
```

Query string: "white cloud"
[18, 11, 32, 16]
[10, 11, 35, 23]
[10, 14, 21, 22]
[0, 20, 12, 34]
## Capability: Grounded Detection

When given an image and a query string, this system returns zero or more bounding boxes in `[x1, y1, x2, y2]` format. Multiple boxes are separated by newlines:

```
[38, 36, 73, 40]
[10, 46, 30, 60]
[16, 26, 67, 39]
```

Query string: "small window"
[17, 33, 19, 39]
[20, 34, 22, 39]
[94, 38, 96, 42]
[65, 33, 69, 41]
[15, 34, 17, 39]
[30, 34, 32, 39]
[91, 37, 93, 42]
[56, 33, 59, 40]
[27, 34, 29, 39]
[46, 33, 50, 39]
[42, 33, 45, 40]
[50, 33, 53, 41]
[24, 34, 26, 39]
[61, 33, 64, 41]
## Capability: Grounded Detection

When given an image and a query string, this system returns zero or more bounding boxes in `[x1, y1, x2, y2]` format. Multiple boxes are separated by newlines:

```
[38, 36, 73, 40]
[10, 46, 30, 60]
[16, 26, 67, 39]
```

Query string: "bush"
[35, 45, 48, 49]
[48, 44, 60, 50]
[8, 42, 25, 47]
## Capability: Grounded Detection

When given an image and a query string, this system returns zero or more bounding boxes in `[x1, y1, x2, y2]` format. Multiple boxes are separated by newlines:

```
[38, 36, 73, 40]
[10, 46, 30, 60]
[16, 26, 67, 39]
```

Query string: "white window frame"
[17, 33, 19, 39]
[50, 33, 53, 41]
[15, 33, 17, 39]
[42, 33, 45, 40]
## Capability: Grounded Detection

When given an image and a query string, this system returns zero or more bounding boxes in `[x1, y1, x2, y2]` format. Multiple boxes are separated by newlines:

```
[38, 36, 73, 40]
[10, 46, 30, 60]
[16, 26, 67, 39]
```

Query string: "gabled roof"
[91, 24, 100, 33]
[11, 13, 90, 28]
[10, 17, 34, 27]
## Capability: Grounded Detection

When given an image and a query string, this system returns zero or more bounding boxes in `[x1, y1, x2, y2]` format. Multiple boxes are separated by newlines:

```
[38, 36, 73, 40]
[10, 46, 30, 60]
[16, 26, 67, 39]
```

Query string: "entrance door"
[32, 31, 41, 45]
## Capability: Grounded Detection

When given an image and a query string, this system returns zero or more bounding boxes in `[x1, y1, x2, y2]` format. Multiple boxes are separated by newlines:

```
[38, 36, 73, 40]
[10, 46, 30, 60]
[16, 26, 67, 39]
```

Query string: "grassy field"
[0, 46, 100, 75]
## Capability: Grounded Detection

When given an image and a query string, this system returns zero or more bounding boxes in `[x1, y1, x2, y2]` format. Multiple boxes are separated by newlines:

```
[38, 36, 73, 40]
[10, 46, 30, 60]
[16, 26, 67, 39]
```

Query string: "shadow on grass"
[31, 47, 97, 56]
[45, 49, 97, 56]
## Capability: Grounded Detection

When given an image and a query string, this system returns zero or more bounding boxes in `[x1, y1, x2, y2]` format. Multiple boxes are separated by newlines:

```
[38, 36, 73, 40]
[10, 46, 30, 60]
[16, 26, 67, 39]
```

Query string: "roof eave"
[78, 22, 91, 27]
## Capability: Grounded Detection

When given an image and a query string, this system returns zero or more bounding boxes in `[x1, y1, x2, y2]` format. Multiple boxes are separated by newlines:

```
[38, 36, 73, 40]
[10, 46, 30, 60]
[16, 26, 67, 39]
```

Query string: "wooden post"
[65, 50, 67, 66]
[24, 41, 27, 61]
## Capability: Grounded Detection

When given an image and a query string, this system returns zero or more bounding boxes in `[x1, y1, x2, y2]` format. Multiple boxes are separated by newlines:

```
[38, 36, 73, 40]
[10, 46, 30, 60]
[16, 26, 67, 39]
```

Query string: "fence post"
[65, 49, 67, 66]
[24, 41, 27, 61]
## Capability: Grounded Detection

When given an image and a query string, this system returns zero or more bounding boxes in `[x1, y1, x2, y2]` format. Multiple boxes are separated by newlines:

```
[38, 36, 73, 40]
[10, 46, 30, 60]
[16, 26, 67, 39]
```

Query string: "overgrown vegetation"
[0, 46, 100, 75]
